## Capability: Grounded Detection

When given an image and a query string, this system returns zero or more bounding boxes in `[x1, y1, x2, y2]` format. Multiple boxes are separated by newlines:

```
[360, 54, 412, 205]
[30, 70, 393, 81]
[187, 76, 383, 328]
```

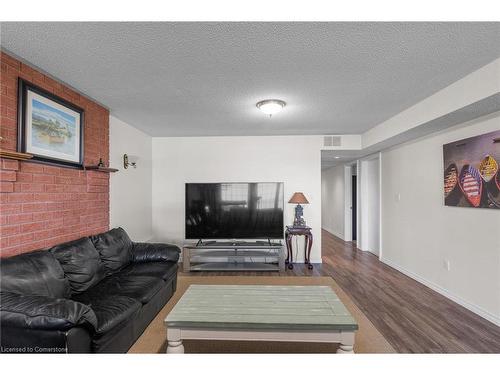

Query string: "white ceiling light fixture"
[256, 99, 286, 117]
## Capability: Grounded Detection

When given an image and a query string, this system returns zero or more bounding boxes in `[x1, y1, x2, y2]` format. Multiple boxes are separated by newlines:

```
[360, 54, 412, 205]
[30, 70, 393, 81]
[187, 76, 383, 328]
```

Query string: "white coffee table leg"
[336, 344, 354, 354]
[166, 340, 184, 353]
[166, 328, 185, 354]
[336, 331, 355, 354]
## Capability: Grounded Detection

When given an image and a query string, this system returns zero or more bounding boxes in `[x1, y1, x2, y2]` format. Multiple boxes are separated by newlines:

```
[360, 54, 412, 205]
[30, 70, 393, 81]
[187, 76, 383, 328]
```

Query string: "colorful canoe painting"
[443, 129, 499, 209]
[459, 164, 483, 207]
[479, 155, 498, 182]
[444, 163, 458, 197]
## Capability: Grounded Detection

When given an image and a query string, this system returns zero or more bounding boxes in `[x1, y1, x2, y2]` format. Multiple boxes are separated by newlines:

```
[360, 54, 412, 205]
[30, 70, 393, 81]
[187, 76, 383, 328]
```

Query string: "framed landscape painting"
[443, 129, 500, 209]
[18, 79, 84, 168]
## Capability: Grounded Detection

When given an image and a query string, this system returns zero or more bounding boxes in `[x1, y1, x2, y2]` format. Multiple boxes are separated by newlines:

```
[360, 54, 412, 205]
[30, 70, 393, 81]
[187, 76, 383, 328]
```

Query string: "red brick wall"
[0, 52, 110, 258]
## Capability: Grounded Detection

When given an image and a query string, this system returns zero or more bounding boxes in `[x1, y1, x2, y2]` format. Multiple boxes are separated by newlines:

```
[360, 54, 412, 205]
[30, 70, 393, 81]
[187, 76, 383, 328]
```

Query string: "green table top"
[165, 285, 358, 331]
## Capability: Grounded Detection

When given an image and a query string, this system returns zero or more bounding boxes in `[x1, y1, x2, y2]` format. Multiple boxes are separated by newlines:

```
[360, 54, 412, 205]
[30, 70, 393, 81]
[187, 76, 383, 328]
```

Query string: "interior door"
[352, 175, 357, 241]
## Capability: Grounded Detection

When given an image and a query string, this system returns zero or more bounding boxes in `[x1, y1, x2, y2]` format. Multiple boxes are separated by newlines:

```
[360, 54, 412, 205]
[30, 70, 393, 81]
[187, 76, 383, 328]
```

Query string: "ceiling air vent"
[323, 136, 341, 147]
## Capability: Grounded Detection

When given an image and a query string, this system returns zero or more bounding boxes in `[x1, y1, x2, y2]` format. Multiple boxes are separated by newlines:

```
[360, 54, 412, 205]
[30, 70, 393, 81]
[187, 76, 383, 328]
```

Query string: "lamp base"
[293, 219, 306, 227]
[293, 204, 306, 227]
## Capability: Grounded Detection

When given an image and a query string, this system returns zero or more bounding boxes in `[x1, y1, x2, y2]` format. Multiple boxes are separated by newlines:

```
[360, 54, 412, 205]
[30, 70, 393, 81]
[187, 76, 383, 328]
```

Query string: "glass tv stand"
[182, 241, 285, 272]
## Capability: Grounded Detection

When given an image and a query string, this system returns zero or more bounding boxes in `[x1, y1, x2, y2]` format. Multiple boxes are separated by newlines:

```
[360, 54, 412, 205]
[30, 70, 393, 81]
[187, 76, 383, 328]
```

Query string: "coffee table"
[164, 285, 358, 354]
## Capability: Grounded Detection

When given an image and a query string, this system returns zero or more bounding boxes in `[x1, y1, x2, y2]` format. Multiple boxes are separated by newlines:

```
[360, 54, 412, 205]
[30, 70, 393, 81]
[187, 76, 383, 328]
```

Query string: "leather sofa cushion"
[0, 291, 97, 331]
[0, 250, 70, 298]
[72, 294, 141, 334]
[78, 274, 165, 305]
[132, 243, 180, 263]
[122, 261, 178, 281]
[50, 237, 105, 294]
[91, 228, 133, 275]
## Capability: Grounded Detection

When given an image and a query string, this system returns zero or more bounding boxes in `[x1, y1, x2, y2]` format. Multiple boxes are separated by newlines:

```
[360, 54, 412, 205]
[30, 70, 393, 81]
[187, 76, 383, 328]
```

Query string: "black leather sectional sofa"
[0, 227, 180, 353]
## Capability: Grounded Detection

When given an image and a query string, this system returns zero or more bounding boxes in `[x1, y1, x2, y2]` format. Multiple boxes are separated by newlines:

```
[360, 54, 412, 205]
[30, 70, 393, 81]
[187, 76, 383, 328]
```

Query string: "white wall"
[359, 155, 381, 254]
[152, 136, 322, 263]
[380, 112, 500, 325]
[363, 58, 500, 149]
[109, 116, 153, 241]
[321, 165, 345, 239]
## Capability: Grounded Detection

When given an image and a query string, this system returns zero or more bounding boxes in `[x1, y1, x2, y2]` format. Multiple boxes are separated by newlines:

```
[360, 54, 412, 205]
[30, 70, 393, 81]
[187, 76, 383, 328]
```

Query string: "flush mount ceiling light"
[256, 99, 286, 117]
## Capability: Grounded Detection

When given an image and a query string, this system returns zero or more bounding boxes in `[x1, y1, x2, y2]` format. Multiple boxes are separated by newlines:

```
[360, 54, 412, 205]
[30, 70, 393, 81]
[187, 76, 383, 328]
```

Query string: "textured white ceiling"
[1, 22, 499, 136]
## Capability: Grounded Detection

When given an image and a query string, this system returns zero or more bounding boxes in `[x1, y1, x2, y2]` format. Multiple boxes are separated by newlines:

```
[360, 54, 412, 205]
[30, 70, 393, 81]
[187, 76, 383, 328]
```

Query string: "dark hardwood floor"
[179, 230, 500, 353]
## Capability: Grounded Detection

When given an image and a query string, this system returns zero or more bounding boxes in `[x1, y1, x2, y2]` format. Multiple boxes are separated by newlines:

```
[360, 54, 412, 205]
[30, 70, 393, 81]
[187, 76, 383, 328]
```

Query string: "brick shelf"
[84, 166, 119, 173]
[0, 150, 33, 161]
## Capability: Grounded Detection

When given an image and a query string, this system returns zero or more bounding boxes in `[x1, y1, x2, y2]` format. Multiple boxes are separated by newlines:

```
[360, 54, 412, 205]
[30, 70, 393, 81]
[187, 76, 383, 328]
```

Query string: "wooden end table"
[285, 226, 313, 269]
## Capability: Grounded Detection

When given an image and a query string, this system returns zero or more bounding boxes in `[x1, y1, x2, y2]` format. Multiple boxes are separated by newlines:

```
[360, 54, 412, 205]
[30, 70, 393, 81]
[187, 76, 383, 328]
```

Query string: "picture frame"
[443, 129, 500, 209]
[17, 78, 84, 168]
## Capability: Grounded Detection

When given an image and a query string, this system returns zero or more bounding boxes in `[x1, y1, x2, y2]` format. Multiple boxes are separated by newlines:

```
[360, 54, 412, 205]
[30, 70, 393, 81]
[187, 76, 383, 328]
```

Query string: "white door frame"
[357, 152, 382, 258]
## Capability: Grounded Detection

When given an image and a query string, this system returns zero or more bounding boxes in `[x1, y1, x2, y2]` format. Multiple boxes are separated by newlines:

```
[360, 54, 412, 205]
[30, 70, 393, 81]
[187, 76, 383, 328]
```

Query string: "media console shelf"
[182, 241, 285, 272]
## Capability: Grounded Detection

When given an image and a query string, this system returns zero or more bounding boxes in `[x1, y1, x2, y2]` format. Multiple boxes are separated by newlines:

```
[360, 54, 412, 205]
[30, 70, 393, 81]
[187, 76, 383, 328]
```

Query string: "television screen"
[185, 182, 284, 239]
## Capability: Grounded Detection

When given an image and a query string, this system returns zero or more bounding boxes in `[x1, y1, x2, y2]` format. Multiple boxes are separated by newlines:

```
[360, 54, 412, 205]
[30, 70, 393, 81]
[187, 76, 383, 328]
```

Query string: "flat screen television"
[185, 182, 284, 239]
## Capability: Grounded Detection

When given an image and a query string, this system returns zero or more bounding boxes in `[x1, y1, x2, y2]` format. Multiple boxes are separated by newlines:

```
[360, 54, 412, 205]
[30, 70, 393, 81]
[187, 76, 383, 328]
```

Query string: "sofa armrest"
[132, 242, 180, 263]
[0, 291, 97, 331]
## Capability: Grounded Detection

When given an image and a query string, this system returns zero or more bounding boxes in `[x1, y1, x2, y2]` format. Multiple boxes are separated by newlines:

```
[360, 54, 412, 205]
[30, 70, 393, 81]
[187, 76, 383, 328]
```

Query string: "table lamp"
[288, 192, 309, 227]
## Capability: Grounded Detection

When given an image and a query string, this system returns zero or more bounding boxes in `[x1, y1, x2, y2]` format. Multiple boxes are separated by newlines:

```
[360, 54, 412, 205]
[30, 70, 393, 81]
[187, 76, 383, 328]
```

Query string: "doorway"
[352, 175, 357, 242]
[342, 162, 357, 243]
[359, 155, 381, 256]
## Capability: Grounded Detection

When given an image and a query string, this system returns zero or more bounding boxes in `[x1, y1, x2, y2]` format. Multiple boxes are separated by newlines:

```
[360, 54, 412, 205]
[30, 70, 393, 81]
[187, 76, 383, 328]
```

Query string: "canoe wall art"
[443, 129, 500, 209]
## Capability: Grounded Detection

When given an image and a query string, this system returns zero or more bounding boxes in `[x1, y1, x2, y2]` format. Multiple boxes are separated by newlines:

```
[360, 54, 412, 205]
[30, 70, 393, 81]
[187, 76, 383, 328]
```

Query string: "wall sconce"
[123, 154, 138, 169]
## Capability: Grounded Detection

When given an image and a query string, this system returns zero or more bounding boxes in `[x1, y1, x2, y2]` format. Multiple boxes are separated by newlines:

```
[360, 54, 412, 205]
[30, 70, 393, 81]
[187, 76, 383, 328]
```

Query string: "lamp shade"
[288, 192, 309, 204]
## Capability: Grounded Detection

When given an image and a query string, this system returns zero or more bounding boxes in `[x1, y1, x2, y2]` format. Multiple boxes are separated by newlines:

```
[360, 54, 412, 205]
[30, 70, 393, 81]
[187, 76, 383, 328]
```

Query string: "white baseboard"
[321, 227, 344, 241]
[380, 257, 500, 327]
[310, 258, 323, 264]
